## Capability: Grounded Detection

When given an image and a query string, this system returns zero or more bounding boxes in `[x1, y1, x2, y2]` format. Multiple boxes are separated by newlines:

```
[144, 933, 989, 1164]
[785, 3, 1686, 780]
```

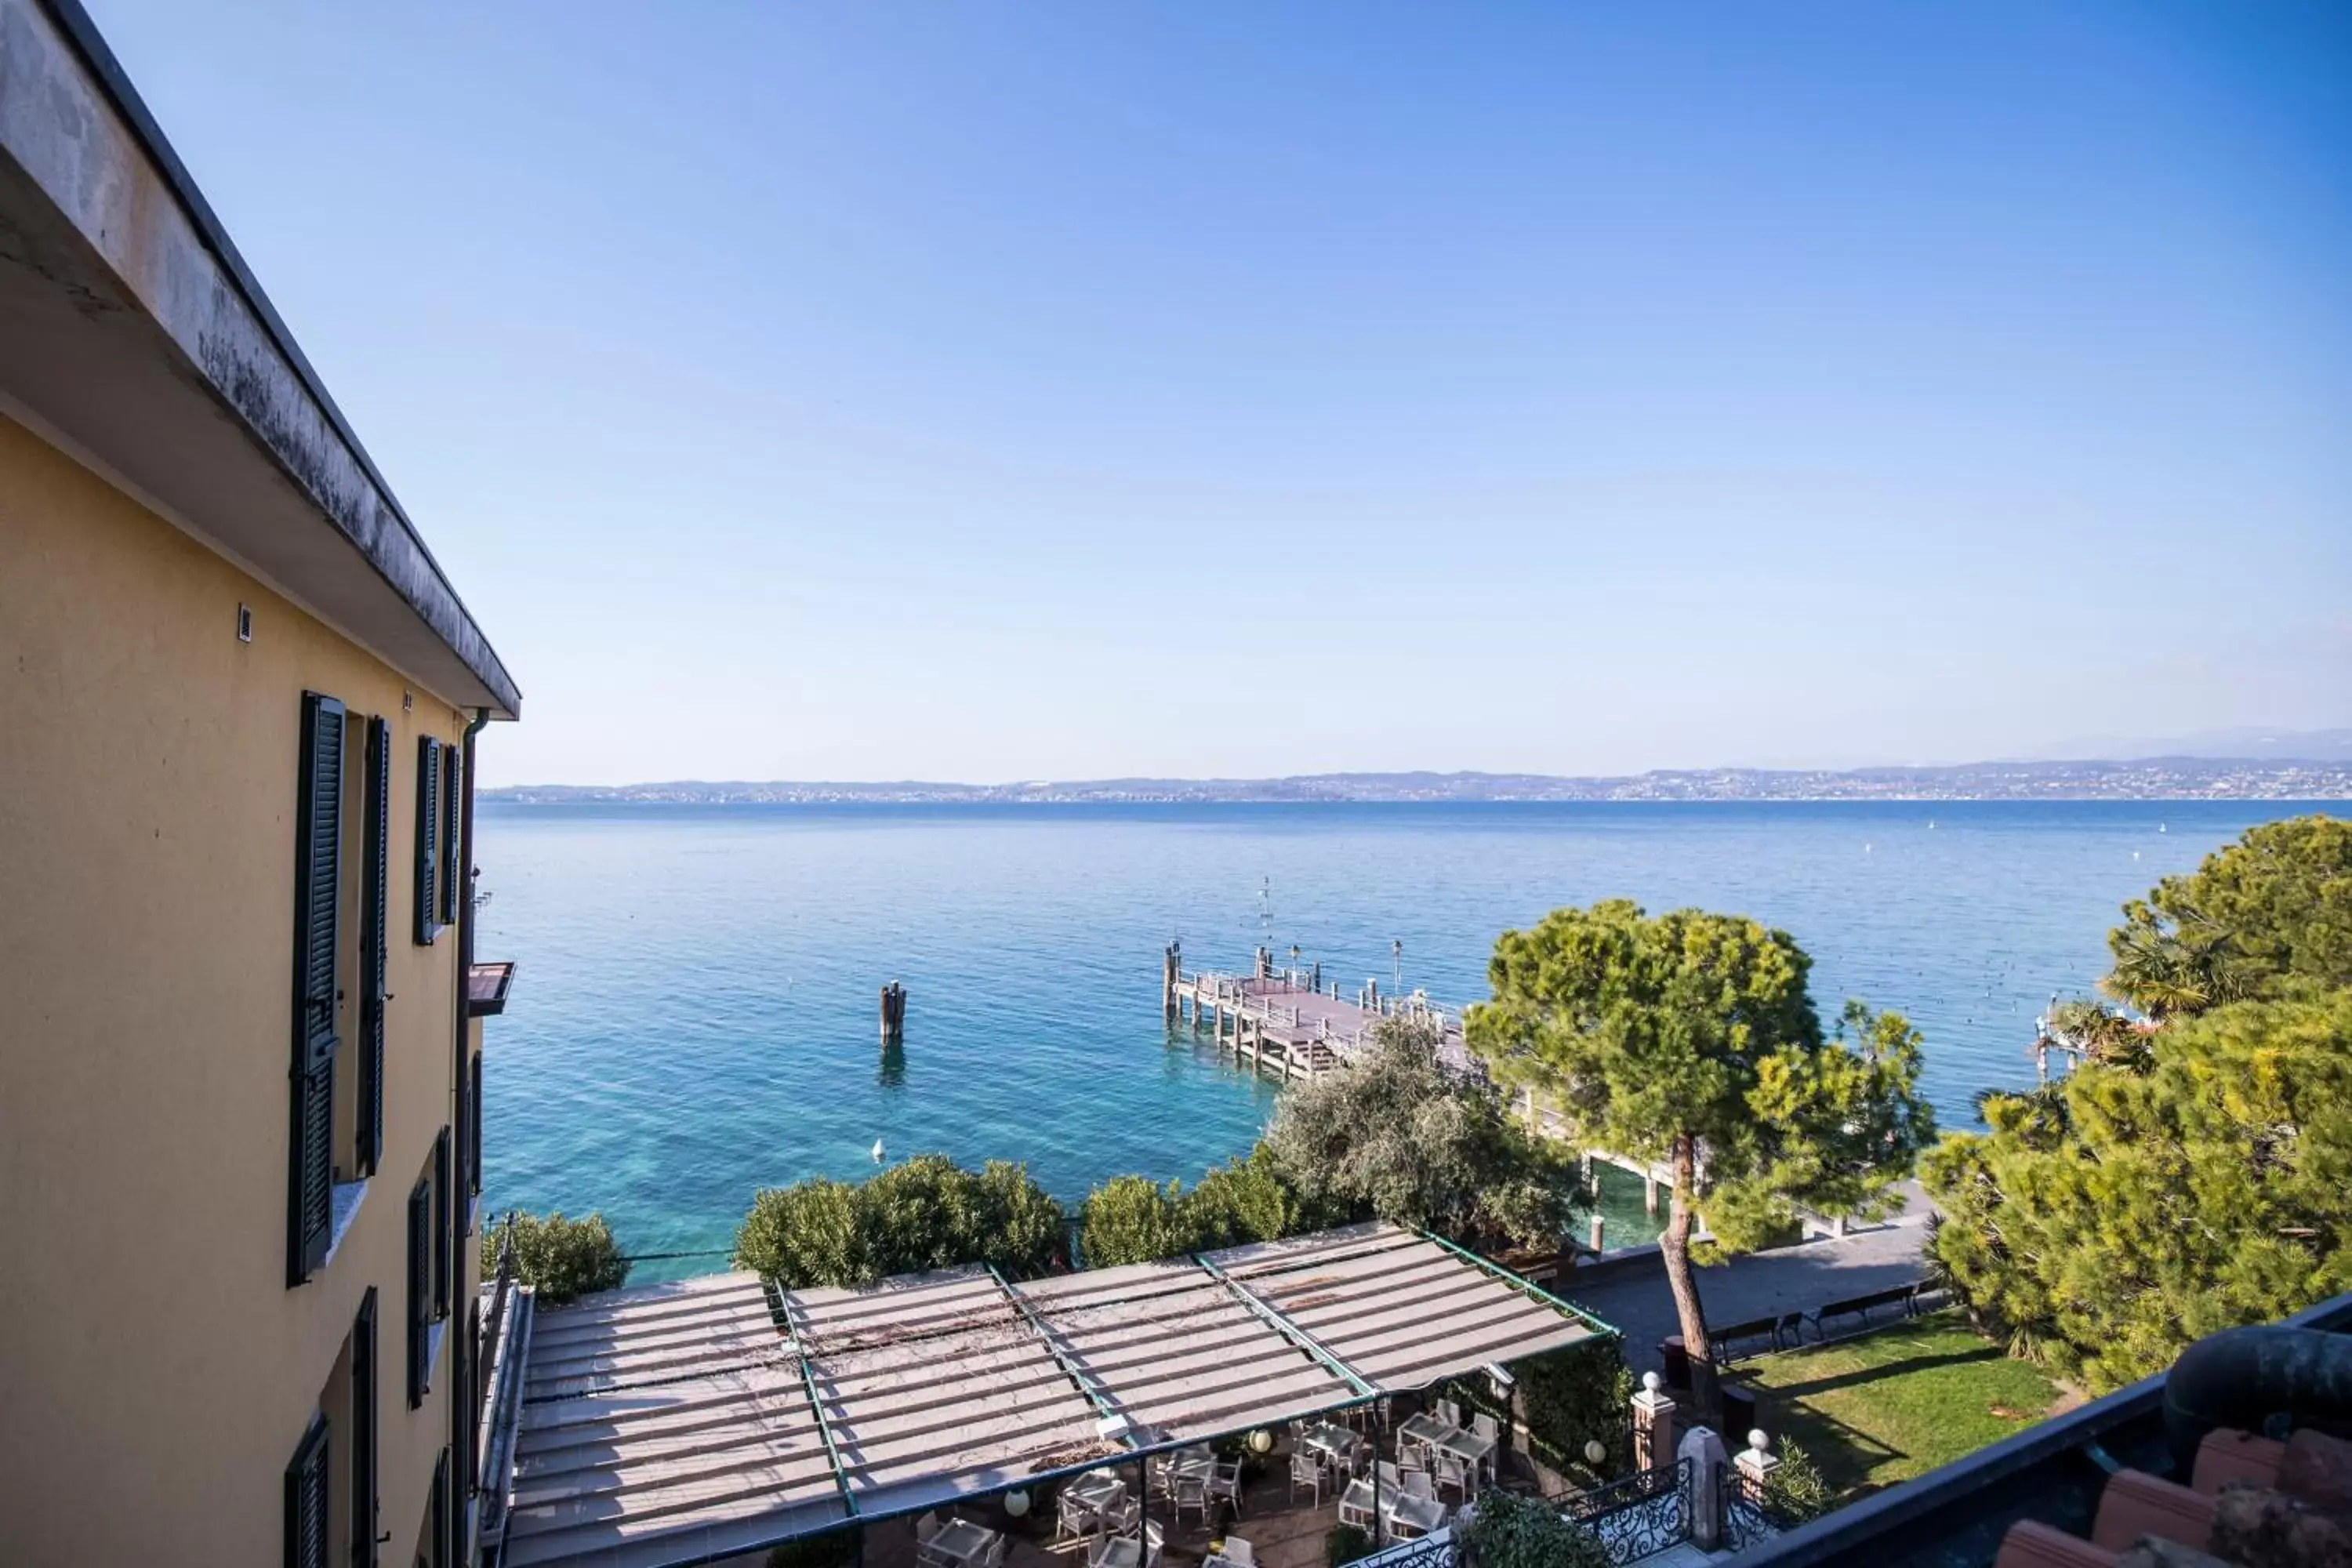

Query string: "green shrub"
[484, 1212, 630, 1306]
[732, 1156, 1065, 1288]
[1186, 1144, 1338, 1250]
[1323, 1524, 1373, 1568]
[1459, 1489, 1610, 1568]
[1081, 1174, 1200, 1268]
[1459, 1340, 1632, 1481]
[1762, 1436, 1832, 1524]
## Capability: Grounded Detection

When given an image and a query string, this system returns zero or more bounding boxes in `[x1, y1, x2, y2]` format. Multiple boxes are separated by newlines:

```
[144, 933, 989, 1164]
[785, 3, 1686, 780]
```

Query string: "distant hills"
[2020, 728, 2352, 764]
[484, 754, 2352, 805]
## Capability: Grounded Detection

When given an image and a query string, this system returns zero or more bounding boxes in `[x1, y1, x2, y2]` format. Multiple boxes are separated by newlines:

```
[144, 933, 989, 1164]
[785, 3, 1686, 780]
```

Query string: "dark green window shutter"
[358, 718, 390, 1174]
[407, 1178, 432, 1407]
[285, 1411, 330, 1568]
[427, 1448, 452, 1568]
[462, 1295, 482, 1521]
[289, 692, 344, 1286]
[467, 1053, 483, 1198]
[432, 1128, 453, 1319]
[351, 1290, 379, 1568]
[414, 738, 441, 945]
[441, 742, 463, 927]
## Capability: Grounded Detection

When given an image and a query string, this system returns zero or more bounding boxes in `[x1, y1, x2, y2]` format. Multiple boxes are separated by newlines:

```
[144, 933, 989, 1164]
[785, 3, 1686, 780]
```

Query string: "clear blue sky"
[88, 2, 2351, 786]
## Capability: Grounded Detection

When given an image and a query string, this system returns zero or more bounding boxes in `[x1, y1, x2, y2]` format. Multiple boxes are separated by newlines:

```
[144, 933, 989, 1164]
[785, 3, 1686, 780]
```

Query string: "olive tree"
[1265, 1016, 1573, 1250]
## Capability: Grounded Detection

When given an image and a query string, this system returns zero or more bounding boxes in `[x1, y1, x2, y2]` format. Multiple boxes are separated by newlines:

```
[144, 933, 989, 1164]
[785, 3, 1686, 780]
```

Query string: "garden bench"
[1809, 1282, 1921, 1336]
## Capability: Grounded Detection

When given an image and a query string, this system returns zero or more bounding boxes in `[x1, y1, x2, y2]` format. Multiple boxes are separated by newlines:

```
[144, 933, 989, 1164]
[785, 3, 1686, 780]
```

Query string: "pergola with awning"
[496, 1221, 1614, 1568]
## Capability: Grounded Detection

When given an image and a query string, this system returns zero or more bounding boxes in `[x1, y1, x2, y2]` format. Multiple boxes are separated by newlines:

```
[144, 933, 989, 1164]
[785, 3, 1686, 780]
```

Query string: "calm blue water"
[474, 800, 2324, 1279]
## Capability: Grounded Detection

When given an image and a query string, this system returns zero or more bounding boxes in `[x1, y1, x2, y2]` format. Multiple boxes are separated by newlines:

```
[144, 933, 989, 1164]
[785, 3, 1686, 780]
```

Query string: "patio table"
[1299, 1423, 1356, 1466]
[1068, 1472, 1127, 1511]
[929, 1520, 1002, 1568]
[1384, 1493, 1447, 1539]
[1093, 1536, 1144, 1568]
[1395, 1411, 1457, 1466]
[1167, 1449, 1217, 1483]
[1434, 1428, 1497, 1481]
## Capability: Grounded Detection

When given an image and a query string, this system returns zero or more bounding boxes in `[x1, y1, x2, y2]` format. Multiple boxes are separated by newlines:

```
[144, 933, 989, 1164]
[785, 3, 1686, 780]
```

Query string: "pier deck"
[1161, 944, 1475, 1081]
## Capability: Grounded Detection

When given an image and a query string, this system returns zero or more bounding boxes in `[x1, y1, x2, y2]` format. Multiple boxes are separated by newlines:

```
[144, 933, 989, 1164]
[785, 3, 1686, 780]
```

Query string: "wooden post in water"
[1163, 942, 1181, 1022]
[879, 982, 906, 1045]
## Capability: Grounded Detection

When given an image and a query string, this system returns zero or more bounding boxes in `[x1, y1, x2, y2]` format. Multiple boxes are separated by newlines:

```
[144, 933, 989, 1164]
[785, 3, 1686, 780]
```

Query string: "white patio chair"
[1144, 1521, 1165, 1568]
[915, 1512, 948, 1568]
[1385, 1500, 1428, 1541]
[980, 1534, 1007, 1568]
[1209, 1457, 1245, 1516]
[1102, 1495, 1142, 1537]
[1173, 1475, 1207, 1523]
[1222, 1537, 1255, 1568]
[1432, 1450, 1469, 1500]
[1057, 1491, 1095, 1544]
[1289, 1450, 1324, 1507]
[1435, 1398, 1461, 1428]
[1376, 1459, 1402, 1491]
[1403, 1468, 1435, 1501]
[1338, 1477, 1376, 1530]
[1470, 1411, 1501, 1483]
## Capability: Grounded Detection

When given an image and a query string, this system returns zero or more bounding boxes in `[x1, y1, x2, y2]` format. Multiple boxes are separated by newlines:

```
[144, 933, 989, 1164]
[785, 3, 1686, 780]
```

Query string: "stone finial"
[1735, 1427, 1780, 1503]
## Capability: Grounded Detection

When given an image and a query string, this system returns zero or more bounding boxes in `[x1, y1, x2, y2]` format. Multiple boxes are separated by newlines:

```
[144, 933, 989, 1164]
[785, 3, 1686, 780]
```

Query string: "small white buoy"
[871, 1139, 885, 1163]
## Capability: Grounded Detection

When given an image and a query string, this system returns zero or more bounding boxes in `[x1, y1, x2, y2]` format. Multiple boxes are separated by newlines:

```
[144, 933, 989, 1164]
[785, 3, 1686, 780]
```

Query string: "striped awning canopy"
[499, 1222, 1610, 1568]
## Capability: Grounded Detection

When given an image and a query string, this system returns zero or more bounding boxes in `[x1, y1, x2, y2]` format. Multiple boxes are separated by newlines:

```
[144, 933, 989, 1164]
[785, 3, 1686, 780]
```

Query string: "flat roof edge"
[20, 0, 522, 717]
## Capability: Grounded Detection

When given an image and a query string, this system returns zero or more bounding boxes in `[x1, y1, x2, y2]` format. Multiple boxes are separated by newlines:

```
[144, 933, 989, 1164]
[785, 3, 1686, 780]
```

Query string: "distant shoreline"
[481, 760, 2352, 806]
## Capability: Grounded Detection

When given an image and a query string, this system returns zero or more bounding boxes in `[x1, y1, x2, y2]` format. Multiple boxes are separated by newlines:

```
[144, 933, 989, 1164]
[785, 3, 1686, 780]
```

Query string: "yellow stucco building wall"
[0, 410, 477, 1565]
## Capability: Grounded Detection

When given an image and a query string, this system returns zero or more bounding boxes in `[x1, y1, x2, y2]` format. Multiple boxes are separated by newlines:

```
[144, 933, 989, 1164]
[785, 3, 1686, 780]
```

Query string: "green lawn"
[1733, 1308, 2066, 1499]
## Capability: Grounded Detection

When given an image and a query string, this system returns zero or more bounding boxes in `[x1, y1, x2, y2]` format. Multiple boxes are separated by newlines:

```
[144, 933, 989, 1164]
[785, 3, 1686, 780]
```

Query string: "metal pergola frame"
[500, 1223, 1617, 1568]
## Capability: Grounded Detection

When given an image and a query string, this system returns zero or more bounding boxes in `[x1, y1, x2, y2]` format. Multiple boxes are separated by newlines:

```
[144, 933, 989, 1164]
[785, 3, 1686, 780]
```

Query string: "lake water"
[473, 799, 2319, 1279]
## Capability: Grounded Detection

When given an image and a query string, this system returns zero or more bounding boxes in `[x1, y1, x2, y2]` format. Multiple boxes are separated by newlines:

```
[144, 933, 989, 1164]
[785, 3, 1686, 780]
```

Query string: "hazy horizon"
[86, 2, 2352, 787]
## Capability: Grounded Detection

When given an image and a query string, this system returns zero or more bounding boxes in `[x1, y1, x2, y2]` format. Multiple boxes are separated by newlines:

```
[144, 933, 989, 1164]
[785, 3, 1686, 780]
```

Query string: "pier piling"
[879, 982, 906, 1044]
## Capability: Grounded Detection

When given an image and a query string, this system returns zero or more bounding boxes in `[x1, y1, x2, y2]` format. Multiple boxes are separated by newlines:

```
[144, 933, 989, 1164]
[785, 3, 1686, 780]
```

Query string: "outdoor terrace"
[488, 1223, 1615, 1568]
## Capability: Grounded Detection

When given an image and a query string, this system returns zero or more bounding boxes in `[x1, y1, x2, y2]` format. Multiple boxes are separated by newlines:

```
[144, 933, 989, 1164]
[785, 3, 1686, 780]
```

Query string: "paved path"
[1565, 1200, 1936, 1370]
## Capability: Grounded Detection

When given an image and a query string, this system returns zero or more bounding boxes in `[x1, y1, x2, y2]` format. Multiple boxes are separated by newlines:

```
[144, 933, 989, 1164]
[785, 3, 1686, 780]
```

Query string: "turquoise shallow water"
[474, 799, 2320, 1279]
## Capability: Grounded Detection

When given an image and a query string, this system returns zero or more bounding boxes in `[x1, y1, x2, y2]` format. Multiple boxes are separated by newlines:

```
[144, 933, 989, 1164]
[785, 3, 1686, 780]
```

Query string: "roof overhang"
[0, 0, 520, 718]
[499, 1223, 1614, 1568]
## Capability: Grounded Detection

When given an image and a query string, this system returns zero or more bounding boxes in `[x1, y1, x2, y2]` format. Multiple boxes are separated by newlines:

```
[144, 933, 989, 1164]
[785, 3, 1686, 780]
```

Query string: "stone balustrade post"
[1632, 1370, 1676, 1472]
[1679, 1425, 1729, 1551]
[1735, 1429, 1780, 1505]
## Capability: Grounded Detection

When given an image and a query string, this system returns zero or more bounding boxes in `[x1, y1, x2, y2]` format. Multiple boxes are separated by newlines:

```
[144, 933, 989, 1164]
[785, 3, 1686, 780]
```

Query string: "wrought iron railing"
[1561, 1455, 1695, 1563]
[1719, 1466, 1792, 1553]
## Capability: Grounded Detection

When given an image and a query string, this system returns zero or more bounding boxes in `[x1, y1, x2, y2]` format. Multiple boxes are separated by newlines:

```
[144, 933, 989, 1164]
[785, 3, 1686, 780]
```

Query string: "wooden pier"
[1156, 942, 1714, 1244]
[1160, 942, 1475, 1082]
